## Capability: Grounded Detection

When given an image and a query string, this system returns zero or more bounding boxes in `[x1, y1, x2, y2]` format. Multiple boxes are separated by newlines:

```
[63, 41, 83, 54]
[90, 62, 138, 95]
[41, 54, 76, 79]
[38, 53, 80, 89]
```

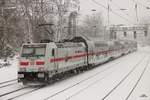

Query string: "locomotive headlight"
[38, 67, 44, 72]
[18, 74, 24, 78]
[38, 73, 44, 78]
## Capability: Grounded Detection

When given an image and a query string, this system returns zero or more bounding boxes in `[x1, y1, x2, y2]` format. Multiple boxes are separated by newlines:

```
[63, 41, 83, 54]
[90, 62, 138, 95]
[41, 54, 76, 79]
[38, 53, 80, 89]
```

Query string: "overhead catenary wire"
[91, 0, 135, 24]
[110, 0, 137, 23]
[110, 0, 133, 18]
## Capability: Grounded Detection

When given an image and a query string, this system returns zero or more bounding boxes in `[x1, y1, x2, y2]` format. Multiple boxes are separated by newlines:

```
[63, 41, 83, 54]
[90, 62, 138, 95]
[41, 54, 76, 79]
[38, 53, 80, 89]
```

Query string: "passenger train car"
[18, 37, 137, 85]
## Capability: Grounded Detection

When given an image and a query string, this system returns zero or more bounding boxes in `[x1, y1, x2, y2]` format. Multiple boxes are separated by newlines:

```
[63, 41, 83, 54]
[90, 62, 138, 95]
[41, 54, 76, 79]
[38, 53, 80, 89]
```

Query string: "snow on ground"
[128, 55, 150, 100]
[0, 57, 18, 83]
[0, 46, 150, 100]
[103, 54, 150, 100]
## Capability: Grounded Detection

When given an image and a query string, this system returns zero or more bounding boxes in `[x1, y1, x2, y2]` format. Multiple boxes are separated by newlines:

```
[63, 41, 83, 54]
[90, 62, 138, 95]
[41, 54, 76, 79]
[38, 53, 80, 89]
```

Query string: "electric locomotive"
[18, 37, 137, 85]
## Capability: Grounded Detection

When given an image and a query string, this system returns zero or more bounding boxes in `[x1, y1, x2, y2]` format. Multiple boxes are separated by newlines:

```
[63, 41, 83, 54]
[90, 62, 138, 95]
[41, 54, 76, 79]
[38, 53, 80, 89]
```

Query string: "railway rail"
[0, 79, 18, 88]
[0, 79, 45, 100]
[125, 57, 150, 100]
[101, 55, 149, 100]
[0, 85, 45, 100]
[0, 82, 18, 89]
[0, 79, 17, 85]
[7, 86, 45, 100]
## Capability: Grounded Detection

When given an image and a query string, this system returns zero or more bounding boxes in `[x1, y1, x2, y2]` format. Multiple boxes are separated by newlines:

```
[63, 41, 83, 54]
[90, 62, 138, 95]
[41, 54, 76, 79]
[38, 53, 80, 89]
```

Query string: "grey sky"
[79, 0, 150, 26]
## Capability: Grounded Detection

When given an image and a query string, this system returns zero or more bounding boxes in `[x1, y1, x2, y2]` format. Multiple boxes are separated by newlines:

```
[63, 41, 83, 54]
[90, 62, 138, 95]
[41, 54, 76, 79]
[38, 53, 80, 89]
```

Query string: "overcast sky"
[79, 0, 150, 26]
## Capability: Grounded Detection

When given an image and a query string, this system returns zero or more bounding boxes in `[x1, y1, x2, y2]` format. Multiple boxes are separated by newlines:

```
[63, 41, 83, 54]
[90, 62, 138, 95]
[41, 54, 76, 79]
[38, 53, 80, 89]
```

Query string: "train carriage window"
[56, 42, 83, 48]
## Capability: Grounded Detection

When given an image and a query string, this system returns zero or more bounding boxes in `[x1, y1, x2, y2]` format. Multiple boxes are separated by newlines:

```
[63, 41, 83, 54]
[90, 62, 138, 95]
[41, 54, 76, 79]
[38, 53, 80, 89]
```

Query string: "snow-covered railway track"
[0, 80, 45, 100]
[0, 79, 18, 88]
[0, 85, 45, 100]
[0, 82, 18, 89]
[96, 55, 150, 100]
[0, 86, 29, 97]
[101, 56, 148, 100]
[125, 57, 150, 100]
[7, 86, 45, 100]
[0, 79, 17, 85]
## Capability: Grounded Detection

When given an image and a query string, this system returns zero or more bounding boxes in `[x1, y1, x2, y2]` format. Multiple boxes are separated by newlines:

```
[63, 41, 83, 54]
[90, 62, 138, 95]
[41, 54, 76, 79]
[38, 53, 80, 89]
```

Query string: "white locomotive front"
[18, 43, 56, 84]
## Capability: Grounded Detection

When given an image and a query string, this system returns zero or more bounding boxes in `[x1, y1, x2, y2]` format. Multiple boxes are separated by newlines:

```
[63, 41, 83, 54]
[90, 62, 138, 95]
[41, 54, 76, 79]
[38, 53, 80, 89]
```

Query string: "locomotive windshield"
[21, 44, 46, 57]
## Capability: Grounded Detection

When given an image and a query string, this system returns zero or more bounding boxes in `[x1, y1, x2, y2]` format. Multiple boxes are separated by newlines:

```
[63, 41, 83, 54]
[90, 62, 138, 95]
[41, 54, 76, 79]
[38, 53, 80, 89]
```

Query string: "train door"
[51, 48, 59, 71]
[86, 41, 95, 65]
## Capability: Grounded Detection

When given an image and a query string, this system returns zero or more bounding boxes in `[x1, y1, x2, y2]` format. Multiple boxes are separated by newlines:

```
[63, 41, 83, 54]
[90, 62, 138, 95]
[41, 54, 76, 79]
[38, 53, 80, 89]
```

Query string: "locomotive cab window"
[21, 44, 46, 57]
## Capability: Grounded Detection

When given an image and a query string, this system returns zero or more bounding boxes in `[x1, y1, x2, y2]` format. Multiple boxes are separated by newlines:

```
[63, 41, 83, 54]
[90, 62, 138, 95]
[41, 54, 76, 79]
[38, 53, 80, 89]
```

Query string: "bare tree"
[15, 0, 52, 42]
[0, 0, 17, 57]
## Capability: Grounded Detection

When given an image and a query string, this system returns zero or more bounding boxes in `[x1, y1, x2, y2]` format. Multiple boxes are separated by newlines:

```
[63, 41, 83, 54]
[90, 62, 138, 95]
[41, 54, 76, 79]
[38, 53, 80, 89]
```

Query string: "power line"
[91, 0, 135, 24]
[110, 1, 133, 18]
